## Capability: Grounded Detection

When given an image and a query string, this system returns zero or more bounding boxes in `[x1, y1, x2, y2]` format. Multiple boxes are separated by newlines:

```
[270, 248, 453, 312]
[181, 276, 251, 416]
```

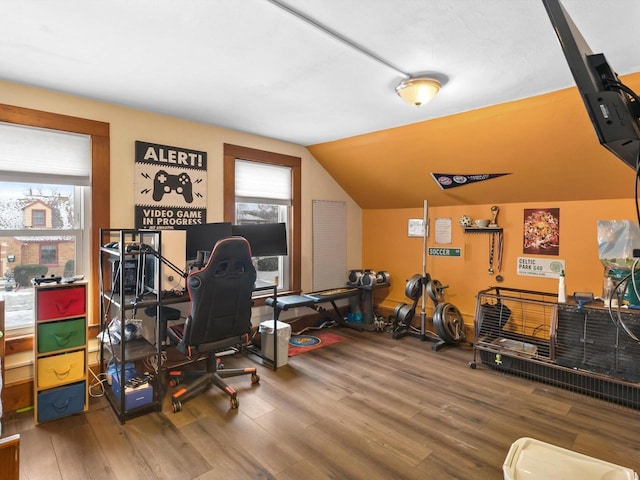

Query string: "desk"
[139, 280, 276, 342]
[136, 281, 278, 388]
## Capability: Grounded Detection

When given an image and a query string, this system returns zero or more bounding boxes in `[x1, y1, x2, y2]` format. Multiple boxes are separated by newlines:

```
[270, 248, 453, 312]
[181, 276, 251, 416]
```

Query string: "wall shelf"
[464, 227, 502, 234]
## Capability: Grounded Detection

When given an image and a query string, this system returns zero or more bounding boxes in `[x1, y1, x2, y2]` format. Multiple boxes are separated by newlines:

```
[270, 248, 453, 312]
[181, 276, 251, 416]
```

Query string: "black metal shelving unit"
[98, 228, 164, 424]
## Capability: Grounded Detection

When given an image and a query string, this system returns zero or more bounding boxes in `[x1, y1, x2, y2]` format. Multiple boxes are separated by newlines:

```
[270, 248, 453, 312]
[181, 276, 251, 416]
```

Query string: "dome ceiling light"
[396, 78, 441, 106]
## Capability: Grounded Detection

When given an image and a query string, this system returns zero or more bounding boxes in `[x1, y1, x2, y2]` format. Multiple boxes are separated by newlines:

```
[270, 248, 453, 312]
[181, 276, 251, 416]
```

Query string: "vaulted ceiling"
[1, 0, 639, 207]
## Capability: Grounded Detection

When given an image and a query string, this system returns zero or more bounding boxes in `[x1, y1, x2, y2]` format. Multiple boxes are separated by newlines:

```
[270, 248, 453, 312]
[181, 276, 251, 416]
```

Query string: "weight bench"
[266, 287, 362, 330]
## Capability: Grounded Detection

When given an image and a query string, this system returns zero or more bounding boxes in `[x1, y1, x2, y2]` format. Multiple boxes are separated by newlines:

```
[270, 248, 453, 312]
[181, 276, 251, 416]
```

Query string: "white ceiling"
[1, 0, 639, 147]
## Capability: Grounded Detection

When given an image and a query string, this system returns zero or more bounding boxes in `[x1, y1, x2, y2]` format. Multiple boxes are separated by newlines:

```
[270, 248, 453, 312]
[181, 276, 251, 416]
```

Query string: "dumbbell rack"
[346, 269, 391, 331]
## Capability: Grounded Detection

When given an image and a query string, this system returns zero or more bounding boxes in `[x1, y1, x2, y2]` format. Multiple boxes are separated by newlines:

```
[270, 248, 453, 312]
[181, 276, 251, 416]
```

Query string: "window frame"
[0, 103, 110, 351]
[223, 144, 301, 301]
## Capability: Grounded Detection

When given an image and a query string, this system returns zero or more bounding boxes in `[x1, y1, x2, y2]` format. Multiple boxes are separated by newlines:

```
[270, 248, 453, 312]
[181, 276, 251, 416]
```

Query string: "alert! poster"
[134, 141, 207, 229]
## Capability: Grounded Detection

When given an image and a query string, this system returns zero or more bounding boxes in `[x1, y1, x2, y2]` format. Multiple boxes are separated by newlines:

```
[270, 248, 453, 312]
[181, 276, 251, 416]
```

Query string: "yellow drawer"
[37, 350, 85, 389]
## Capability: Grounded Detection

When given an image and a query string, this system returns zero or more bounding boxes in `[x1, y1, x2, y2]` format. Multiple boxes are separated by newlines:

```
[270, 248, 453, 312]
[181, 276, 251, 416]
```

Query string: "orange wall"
[364, 198, 637, 325]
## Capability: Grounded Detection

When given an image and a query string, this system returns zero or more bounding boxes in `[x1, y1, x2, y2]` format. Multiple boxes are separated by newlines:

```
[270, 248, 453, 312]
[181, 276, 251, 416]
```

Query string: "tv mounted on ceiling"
[541, 0, 640, 170]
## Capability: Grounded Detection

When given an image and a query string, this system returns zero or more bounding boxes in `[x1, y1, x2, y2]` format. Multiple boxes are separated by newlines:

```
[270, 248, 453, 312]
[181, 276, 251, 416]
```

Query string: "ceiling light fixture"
[396, 78, 441, 106]
[268, 1, 444, 107]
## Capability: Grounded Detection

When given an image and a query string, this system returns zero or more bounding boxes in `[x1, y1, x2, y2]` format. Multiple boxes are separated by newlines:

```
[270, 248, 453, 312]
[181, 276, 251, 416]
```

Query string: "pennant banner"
[431, 173, 510, 190]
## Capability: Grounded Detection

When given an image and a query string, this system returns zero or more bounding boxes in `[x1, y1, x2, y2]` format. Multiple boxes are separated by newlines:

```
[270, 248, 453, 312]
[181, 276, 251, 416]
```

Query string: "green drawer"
[38, 317, 86, 353]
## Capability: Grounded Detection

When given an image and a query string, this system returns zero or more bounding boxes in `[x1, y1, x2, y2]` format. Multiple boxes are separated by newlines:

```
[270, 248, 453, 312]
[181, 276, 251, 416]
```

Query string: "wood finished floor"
[4, 327, 640, 479]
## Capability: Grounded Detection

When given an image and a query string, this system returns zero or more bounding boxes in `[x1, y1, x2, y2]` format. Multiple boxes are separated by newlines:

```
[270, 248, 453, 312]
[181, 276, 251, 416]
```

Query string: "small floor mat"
[288, 330, 346, 357]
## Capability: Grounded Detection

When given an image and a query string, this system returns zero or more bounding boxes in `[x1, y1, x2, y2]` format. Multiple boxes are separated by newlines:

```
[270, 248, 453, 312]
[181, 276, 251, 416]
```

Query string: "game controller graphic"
[152, 170, 193, 203]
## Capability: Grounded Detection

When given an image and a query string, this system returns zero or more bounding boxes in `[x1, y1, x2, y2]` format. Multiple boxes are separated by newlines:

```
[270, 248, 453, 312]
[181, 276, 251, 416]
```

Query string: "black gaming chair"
[167, 236, 259, 412]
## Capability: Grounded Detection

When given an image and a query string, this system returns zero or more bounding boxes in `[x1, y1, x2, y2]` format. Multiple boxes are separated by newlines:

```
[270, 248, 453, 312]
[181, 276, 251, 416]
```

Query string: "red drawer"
[37, 285, 86, 321]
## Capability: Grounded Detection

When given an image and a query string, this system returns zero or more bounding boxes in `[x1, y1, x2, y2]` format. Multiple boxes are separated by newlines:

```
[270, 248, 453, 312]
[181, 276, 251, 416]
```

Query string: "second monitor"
[185, 222, 233, 261]
[231, 223, 288, 257]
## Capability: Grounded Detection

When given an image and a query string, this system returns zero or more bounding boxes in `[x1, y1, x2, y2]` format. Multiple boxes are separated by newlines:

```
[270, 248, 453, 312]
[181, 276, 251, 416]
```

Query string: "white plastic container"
[259, 320, 291, 367]
[503, 437, 638, 480]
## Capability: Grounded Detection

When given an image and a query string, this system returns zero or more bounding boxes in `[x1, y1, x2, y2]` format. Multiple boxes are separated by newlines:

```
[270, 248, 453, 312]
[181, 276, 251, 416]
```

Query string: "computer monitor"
[231, 223, 288, 257]
[184, 222, 233, 260]
[541, 0, 640, 170]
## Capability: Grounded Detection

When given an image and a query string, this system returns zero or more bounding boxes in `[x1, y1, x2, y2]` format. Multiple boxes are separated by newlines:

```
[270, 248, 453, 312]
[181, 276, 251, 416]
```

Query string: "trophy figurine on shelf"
[489, 205, 500, 228]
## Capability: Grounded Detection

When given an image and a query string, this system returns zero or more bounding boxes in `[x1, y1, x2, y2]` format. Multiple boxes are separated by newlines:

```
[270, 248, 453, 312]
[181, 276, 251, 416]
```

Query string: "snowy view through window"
[0, 182, 79, 333]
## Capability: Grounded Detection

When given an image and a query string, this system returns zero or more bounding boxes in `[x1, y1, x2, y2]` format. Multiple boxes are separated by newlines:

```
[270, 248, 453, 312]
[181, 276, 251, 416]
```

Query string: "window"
[40, 244, 58, 265]
[0, 122, 89, 335]
[235, 161, 290, 288]
[224, 144, 301, 297]
[32, 209, 46, 227]
[0, 105, 110, 342]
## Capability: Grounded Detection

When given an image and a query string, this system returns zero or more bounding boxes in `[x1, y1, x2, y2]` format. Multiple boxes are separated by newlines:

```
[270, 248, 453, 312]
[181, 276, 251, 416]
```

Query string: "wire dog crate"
[471, 286, 640, 409]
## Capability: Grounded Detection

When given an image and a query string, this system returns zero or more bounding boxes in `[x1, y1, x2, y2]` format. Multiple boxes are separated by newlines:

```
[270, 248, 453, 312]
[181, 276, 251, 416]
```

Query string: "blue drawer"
[37, 381, 86, 423]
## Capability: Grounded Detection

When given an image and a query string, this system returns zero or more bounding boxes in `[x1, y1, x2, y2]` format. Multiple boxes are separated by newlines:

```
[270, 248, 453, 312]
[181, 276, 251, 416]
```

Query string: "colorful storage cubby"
[34, 282, 89, 424]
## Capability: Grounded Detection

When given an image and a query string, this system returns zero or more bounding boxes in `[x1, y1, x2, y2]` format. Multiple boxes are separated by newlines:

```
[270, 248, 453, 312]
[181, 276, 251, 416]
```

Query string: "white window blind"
[235, 159, 291, 203]
[313, 200, 347, 291]
[0, 121, 91, 185]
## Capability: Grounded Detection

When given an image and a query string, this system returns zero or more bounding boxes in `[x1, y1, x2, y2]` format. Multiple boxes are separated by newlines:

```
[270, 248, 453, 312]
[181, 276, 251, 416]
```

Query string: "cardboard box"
[111, 370, 153, 410]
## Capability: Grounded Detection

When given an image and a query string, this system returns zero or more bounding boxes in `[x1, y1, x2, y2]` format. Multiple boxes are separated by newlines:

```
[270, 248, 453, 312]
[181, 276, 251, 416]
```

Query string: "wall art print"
[523, 208, 559, 256]
[134, 140, 207, 230]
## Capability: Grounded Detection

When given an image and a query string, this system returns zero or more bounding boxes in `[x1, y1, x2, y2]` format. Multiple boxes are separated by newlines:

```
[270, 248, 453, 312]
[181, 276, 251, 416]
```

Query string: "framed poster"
[523, 208, 560, 255]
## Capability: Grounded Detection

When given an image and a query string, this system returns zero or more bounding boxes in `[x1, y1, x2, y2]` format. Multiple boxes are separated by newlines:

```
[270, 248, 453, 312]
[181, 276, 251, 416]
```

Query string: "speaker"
[109, 258, 138, 294]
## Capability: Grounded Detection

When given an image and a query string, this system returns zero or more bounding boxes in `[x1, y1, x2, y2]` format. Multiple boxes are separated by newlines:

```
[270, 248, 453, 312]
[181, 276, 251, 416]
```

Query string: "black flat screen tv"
[232, 223, 288, 257]
[542, 0, 640, 170]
